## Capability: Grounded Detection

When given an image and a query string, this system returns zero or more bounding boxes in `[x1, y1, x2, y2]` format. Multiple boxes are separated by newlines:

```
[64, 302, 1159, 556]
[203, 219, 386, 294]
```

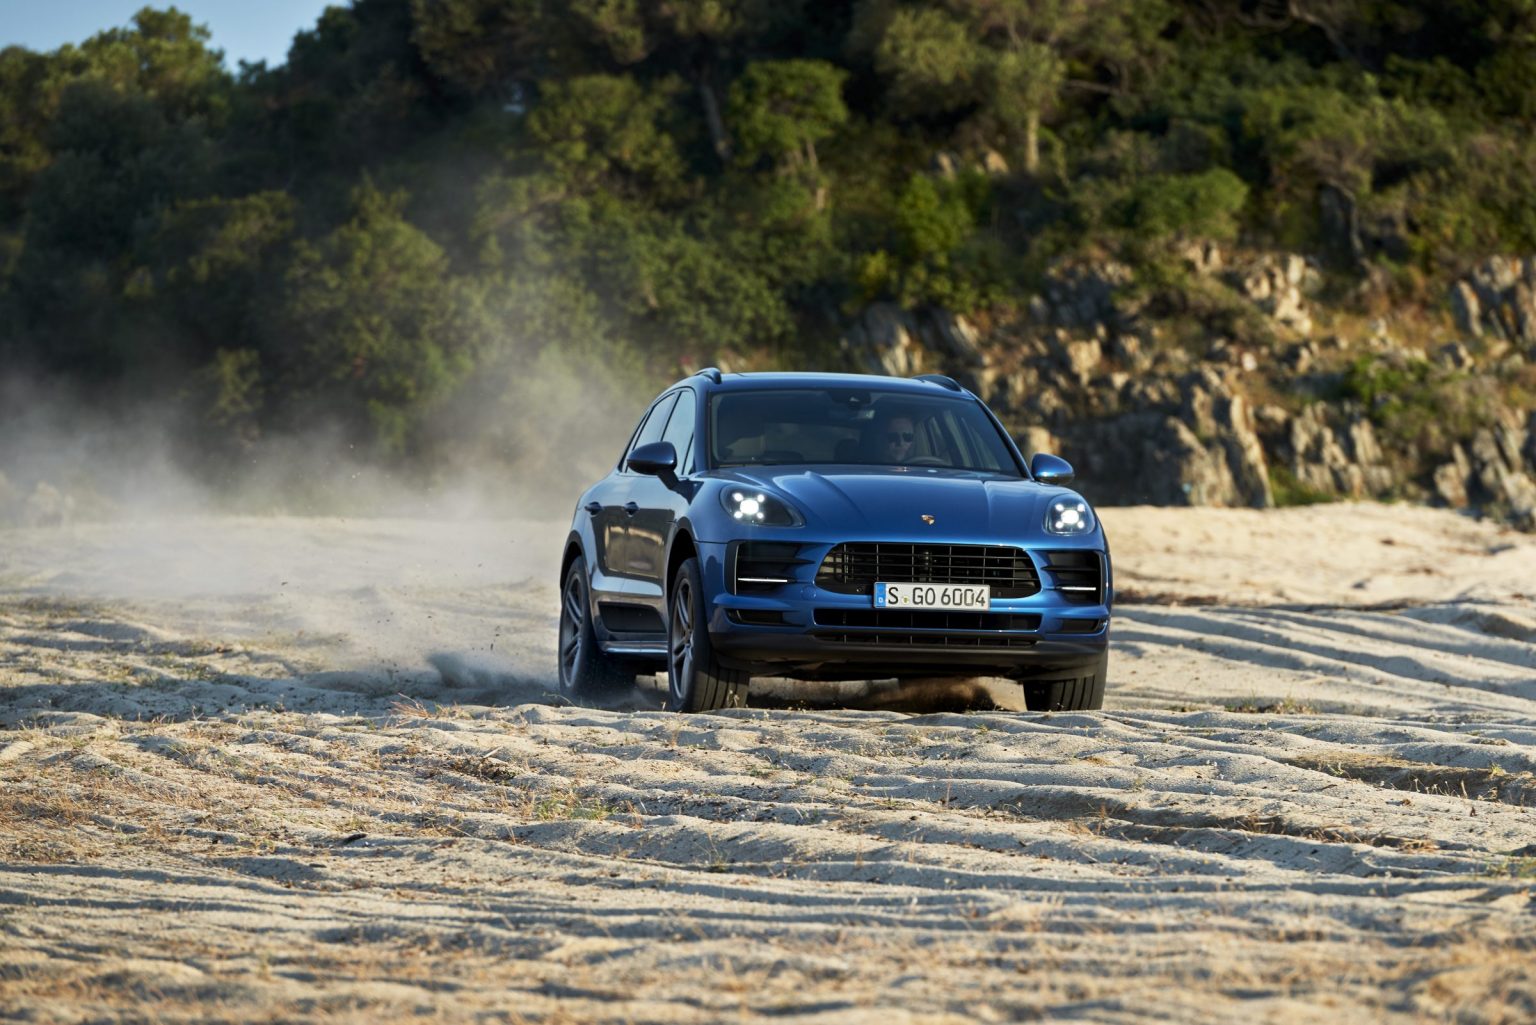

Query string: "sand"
[2, 503, 1534, 1023]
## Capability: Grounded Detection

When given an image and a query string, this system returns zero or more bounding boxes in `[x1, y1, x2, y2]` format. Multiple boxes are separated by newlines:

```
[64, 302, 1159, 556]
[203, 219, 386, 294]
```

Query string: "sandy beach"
[3, 504, 1534, 1023]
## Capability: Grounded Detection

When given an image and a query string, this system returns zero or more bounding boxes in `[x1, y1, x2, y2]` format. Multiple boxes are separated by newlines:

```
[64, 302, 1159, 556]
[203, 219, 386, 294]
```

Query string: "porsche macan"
[557, 371, 1112, 712]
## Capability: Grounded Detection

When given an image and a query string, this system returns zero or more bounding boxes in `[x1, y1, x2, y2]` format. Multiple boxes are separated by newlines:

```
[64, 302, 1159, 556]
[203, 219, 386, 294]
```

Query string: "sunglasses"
[885, 432, 914, 443]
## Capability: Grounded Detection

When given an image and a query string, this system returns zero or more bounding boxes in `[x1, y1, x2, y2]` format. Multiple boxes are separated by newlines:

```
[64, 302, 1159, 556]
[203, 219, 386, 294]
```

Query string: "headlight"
[1044, 496, 1095, 535]
[721, 489, 802, 526]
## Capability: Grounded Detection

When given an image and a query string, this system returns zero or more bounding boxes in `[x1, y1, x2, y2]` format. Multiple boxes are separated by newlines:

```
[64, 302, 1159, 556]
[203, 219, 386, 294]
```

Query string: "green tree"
[576, 196, 794, 350]
[132, 190, 298, 367]
[527, 74, 688, 199]
[856, 171, 998, 309]
[0, 47, 53, 227]
[249, 0, 443, 179]
[561, 0, 803, 162]
[859, 0, 1172, 174]
[279, 182, 470, 453]
[74, 7, 229, 118]
[409, 0, 551, 96]
[727, 59, 848, 175]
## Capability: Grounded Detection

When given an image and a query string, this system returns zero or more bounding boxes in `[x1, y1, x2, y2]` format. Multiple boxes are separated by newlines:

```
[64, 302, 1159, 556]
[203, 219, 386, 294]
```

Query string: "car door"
[627, 387, 697, 612]
[589, 395, 672, 605]
[586, 467, 630, 604]
[610, 391, 678, 584]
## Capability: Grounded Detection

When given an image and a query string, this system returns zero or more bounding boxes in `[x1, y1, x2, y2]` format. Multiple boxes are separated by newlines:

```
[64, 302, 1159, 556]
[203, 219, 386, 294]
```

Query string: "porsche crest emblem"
[921, 514, 936, 525]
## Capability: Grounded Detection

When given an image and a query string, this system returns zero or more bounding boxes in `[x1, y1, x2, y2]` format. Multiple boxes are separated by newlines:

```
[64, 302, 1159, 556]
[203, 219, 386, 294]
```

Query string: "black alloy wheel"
[557, 556, 636, 700]
[666, 557, 748, 712]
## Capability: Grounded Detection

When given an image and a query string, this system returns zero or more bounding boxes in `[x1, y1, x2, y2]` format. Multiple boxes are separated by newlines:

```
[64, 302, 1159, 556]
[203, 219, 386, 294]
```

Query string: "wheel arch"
[560, 533, 585, 588]
[665, 528, 698, 602]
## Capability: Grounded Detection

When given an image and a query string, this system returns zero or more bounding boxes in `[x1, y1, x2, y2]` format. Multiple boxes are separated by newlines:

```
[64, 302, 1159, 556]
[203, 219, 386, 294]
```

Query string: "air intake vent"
[1039, 550, 1103, 604]
[814, 609, 1041, 631]
[812, 607, 1041, 648]
[816, 543, 1040, 598]
[728, 609, 787, 626]
[731, 541, 809, 594]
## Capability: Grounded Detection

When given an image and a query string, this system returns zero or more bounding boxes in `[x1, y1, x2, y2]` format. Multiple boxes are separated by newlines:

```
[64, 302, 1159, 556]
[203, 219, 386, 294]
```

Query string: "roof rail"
[694, 367, 723, 384]
[914, 373, 963, 392]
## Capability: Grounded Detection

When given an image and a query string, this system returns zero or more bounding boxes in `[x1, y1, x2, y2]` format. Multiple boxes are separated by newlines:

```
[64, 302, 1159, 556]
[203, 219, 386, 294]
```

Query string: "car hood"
[709, 466, 1081, 542]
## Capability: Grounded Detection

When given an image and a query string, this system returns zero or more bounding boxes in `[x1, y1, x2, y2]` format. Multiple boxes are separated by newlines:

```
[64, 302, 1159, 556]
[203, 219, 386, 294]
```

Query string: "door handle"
[584, 501, 601, 515]
[623, 502, 639, 516]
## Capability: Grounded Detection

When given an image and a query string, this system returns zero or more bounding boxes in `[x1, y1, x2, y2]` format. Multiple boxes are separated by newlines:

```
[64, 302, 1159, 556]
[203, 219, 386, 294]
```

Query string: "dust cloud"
[0, 356, 645, 527]
[0, 359, 646, 685]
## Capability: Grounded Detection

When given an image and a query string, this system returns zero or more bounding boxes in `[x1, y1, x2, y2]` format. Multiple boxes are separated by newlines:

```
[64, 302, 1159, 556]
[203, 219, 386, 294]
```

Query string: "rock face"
[1226, 253, 1316, 335]
[1058, 408, 1271, 508]
[1272, 404, 1396, 499]
[1451, 256, 1536, 352]
[841, 306, 985, 379]
[839, 246, 1536, 529]
[841, 303, 929, 377]
[1017, 364, 1275, 509]
[1034, 259, 1137, 331]
[1437, 416, 1536, 530]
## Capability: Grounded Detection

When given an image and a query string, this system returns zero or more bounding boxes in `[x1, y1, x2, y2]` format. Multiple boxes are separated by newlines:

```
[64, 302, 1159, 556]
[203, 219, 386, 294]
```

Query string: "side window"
[660, 390, 698, 474]
[622, 393, 679, 470]
[939, 408, 1003, 471]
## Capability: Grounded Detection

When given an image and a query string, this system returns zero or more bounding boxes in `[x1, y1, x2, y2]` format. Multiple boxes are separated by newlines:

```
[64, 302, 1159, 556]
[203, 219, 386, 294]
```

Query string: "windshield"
[709, 388, 1022, 475]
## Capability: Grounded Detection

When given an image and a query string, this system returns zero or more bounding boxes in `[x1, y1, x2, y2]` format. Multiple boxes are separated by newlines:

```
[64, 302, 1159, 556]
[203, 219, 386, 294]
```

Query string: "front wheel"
[667, 557, 748, 712]
[558, 556, 637, 700]
[1019, 651, 1107, 712]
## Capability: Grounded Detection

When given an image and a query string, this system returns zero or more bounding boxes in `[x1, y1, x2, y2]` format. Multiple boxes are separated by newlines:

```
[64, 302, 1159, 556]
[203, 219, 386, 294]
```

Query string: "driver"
[874, 412, 916, 464]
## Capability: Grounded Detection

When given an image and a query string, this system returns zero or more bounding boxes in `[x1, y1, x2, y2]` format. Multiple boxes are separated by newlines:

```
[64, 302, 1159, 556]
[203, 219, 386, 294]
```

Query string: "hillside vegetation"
[2, 1, 1535, 516]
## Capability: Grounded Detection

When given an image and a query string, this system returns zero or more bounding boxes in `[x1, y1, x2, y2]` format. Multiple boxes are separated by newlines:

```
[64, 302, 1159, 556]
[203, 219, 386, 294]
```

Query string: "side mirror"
[627, 441, 678, 477]
[1029, 452, 1074, 486]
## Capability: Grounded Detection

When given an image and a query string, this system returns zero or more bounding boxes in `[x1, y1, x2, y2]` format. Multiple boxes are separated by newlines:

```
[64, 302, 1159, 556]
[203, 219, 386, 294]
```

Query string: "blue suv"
[558, 371, 1112, 712]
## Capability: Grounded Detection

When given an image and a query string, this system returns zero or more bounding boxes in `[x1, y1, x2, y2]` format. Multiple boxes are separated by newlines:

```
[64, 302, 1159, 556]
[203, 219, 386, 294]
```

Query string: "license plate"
[873, 582, 990, 610]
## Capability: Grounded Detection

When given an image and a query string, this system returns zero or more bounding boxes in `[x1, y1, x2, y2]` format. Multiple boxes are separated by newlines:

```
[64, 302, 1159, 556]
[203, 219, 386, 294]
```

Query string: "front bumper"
[695, 539, 1111, 679]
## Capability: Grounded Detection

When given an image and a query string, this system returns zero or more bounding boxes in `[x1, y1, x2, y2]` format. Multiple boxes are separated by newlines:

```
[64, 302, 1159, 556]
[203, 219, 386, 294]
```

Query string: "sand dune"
[2, 505, 1534, 1023]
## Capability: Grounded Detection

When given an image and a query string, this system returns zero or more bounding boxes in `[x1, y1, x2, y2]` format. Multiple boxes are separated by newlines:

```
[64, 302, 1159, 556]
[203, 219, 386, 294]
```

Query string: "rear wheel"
[667, 557, 748, 712]
[1020, 651, 1107, 712]
[558, 556, 638, 700]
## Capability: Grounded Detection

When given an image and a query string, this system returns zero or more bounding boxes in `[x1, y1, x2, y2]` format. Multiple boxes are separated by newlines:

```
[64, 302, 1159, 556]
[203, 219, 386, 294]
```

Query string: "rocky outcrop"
[1265, 404, 1396, 500]
[1451, 256, 1536, 353]
[1057, 408, 1271, 508]
[1029, 367, 1275, 509]
[841, 303, 929, 377]
[841, 305, 985, 379]
[922, 310, 986, 369]
[1175, 243, 1319, 335]
[1433, 416, 1536, 530]
[1225, 253, 1316, 335]
[840, 244, 1536, 529]
[1030, 259, 1138, 331]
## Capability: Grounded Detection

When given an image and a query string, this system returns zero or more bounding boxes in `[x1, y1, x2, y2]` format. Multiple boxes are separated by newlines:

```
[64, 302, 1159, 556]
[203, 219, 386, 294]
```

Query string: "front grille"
[732, 541, 811, 594]
[1039, 550, 1104, 604]
[816, 543, 1041, 598]
[812, 608, 1041, 648]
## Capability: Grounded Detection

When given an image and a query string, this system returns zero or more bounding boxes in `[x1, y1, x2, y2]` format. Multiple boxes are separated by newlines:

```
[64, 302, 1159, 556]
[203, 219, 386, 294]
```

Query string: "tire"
[1020, 651, 1107, 712]
[667, 557, 748, 712]
[557, 556, 638, 700]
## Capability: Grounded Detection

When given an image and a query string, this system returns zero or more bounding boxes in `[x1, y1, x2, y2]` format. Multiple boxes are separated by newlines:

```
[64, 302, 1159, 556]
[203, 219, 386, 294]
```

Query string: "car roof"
[672, 370, 970, 397]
